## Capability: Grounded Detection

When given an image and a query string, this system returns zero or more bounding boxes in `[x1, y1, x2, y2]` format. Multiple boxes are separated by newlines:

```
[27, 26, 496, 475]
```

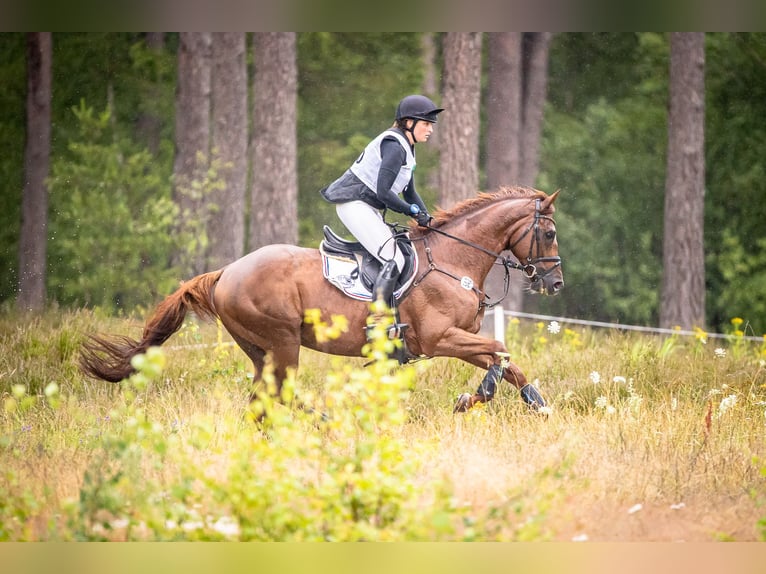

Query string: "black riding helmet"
[395, 94, 444, 124]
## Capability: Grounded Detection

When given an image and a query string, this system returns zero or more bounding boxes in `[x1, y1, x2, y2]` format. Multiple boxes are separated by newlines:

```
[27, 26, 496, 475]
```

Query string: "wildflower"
[693, 327, 708, 344]
[627, 503, 643, 514]
[731, 317, 743, 327]
[670, 503, 686, 510]
[714, 348, 726, 358]
[718, 394, 737, 416]
[589, 371, 601, 384]
[547, 320, 561, 335]
[572, 533, 589, 542]
[606, 405, 616, 415]
[595, 396, 608, 410]
[613, 376, 626, 384]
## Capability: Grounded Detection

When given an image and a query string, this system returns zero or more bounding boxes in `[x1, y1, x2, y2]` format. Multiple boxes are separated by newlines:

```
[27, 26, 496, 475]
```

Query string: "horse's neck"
[425, 199, 529, 281]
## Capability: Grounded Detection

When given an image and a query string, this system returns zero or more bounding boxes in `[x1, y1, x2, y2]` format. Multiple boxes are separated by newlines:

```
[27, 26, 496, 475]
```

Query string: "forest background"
[1, 33, 765, 335]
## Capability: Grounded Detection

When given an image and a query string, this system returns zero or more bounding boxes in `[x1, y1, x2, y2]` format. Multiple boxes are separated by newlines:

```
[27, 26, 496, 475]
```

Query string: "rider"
[320, 94, 443, 336]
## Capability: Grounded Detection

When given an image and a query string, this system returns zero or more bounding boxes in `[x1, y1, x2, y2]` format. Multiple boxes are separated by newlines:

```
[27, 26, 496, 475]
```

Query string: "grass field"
[1, 309, 765, 541]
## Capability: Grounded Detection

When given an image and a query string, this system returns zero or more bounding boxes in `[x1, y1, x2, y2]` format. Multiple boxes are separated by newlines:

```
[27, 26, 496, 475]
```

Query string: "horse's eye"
[545, 230, 556, 240]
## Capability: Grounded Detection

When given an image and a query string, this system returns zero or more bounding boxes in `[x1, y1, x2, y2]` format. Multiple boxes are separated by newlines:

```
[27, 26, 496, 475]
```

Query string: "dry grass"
[1, 310, 765, 541]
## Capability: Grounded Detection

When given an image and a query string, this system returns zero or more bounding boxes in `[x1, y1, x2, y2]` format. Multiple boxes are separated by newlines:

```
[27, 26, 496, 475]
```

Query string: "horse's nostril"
[553, 281, 564, 292]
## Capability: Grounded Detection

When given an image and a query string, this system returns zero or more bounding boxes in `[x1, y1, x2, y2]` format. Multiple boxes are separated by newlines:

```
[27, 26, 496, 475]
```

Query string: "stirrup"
[366, 322, 409, 341]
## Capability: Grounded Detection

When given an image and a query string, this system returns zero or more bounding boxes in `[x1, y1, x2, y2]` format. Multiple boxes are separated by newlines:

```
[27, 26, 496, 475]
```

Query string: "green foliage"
[47, 103, 180, 311]
[1, 32, 766, 337]
[0, 34, 27, 303]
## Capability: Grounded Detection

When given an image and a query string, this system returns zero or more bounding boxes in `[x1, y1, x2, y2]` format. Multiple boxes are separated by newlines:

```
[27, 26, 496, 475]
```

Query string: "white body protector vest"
[349, 129, 416, 197]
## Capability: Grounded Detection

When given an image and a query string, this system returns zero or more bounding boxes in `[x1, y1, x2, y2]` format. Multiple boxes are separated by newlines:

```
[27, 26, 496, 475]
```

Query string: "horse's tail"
[79, 269, 224, 382]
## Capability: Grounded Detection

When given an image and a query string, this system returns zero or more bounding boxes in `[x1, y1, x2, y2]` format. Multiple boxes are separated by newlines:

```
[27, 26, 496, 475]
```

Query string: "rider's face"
[408, 119, 435, 143]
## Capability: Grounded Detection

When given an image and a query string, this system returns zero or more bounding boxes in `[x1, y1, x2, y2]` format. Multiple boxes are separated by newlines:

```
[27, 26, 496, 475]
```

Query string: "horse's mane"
[415, 185, 547, 233]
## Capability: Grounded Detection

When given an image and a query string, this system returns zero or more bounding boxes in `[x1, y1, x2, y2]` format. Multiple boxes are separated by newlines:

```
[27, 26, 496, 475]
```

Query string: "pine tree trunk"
[660, 33, 706, 330]
[484, 33, 552, 315]
[519, 33, 552, 186]
[173, 32, 212, 276]
[438, 32, 483, 209]
[249, 33, 298, 249]
[17, 32, 52, 312]
[207, 32, 248, 269]
[486, 32, 522, 190]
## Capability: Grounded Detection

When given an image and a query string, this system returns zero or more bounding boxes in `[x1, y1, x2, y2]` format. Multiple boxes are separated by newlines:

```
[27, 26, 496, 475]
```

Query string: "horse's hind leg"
[430, 326, 546, 412]
[229, 331, 308, 416]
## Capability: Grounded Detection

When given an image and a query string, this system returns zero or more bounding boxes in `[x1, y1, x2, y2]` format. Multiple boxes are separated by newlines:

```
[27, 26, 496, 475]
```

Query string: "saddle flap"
[319, 225, 418, 301]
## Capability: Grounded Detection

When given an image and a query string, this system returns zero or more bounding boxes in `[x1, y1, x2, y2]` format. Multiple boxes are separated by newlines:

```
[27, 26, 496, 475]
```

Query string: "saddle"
[319, 226, 418, 302]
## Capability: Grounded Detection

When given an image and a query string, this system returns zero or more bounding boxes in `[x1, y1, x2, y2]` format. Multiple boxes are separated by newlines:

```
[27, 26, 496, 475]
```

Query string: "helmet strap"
[405, 119, 420, 144]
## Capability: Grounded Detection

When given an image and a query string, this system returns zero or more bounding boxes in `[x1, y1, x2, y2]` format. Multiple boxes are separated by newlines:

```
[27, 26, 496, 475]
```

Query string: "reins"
[400, 198, 562, 309]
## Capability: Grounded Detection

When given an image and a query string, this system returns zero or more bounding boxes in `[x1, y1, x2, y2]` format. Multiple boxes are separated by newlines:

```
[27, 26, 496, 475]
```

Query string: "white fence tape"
[493, 307, 764, 343]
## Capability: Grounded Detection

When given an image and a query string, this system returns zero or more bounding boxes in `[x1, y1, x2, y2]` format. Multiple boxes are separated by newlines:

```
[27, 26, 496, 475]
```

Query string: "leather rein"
[405, 198, 562, 309]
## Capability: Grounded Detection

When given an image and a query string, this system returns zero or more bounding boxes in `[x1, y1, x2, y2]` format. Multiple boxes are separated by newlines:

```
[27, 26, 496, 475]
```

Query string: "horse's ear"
[540, 190, 560, 213]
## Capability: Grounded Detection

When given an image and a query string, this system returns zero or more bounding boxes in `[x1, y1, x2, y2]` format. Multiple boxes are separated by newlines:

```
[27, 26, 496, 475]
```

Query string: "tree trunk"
[486, 32, 522, 190]
[660, 33, 706, 330]
[438, 32, 483, 209]
[249, 33, 298, 249]
[484, 33, 552, 315]
[17, 32, 52, 312]
[173, 32, 212, 276]
[519, 33, 552, 186]
[421, 32, 441, 151]
[207, 32, 248, 270]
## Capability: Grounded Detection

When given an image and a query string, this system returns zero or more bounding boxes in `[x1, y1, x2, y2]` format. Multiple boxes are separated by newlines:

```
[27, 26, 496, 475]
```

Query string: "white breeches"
[335, 201, 405, 270]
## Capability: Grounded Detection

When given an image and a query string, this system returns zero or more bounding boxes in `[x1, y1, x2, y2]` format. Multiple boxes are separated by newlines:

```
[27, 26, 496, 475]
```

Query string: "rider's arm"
[376, 137, 415, 214]
[402, 176, 427, 214]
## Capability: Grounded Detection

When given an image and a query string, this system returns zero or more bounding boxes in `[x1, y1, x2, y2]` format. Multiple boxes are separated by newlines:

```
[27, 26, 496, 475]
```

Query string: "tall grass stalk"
[1, 310, 764, 540]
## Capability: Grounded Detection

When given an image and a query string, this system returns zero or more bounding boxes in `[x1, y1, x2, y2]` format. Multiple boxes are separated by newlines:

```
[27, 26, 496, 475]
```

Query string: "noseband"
[507, 198, 562, 284]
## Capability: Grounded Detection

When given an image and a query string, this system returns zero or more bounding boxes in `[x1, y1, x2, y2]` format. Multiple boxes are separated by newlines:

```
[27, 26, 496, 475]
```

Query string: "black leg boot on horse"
[365, 260, 410, 359]
[453, 364, 548, 413]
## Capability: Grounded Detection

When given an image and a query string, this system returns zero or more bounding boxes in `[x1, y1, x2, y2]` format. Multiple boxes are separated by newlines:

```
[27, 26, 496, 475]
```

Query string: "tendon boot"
[365, 260, 409, 341]
[520, 383, 547, 412]
[453, 364, 503, 413]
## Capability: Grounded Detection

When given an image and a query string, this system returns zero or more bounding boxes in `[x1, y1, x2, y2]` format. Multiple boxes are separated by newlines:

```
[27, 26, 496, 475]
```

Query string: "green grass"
[1, 309, 765, 541]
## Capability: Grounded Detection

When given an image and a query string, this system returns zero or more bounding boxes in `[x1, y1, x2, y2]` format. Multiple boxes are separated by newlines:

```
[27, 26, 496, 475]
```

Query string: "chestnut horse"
[80, 186, 563, 412]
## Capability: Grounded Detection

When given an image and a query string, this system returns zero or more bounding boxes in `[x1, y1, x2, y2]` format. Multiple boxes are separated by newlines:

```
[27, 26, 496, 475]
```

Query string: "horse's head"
[507, 190, 564, 295]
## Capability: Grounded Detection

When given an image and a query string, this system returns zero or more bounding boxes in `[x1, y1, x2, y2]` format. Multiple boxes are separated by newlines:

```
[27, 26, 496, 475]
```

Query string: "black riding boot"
[367, 260, 409, 341]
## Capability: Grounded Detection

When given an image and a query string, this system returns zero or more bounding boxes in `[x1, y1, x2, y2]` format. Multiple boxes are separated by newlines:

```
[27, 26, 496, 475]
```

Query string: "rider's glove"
[414, 211, 432, 227]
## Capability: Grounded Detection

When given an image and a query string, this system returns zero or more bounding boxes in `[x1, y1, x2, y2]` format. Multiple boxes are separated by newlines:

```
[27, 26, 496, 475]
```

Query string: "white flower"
[606, 405, 617, 415]
[714, 347, 727, 358]
[595, 396, 608, 409]
[571, 533, 589, 542]
[612, 376, 626, 384]
[670, 502, 686, 510]
[627, 503, 643, 514]
[547, 320, 561, 335]
[589, 371, 601, 384]
[718, 394, 737, 416]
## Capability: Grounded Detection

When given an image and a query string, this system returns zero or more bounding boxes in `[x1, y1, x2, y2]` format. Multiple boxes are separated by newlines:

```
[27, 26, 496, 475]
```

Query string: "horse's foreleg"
[431, 327, 545, 412]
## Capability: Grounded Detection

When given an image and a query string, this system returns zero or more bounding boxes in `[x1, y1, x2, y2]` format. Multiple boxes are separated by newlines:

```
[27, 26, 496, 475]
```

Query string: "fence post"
[494, 305, 505, 343]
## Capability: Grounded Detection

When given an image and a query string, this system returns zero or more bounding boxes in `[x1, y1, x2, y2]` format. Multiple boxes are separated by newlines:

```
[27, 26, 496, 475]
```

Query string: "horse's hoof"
[453, 393, 472, 413]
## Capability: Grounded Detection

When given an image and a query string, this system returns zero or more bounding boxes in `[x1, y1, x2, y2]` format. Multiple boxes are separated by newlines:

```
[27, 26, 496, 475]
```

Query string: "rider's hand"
[414, 211, 432, 227]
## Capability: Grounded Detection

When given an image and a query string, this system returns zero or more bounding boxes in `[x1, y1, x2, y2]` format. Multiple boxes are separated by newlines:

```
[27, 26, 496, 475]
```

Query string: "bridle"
[406, 197, 562, 309]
